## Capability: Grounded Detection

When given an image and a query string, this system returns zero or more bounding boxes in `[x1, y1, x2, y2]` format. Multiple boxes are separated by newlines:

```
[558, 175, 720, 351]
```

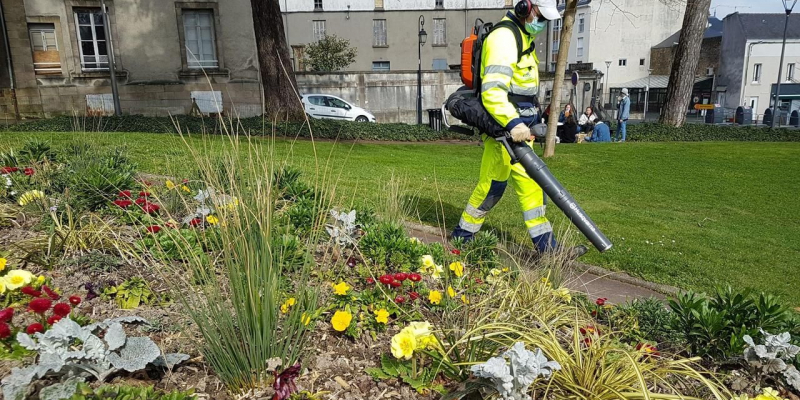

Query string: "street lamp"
[604, 60, 612, 108]
[417, 16, 427, 125]
[771, 0, 797, 128]
[644, 68, 653, 121]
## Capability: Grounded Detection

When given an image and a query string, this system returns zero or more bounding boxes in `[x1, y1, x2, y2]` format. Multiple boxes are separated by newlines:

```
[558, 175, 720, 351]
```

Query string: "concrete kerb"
[402, 220, 679, 299]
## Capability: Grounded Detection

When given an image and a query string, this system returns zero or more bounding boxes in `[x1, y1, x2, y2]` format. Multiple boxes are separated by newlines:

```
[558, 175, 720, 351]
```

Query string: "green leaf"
[380, 353, 403, 377]
[365, 367, 392, 380]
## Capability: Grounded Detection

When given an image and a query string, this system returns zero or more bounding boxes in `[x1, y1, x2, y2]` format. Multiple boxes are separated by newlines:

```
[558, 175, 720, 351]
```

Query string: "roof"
[725, 13, 800, 40]
[612, 75, 711, 89]
[653, 17, 723, 49]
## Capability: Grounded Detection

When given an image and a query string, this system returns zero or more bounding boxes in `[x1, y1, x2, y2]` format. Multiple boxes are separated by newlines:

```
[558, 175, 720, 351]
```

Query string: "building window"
[183, 10, 218, 69]
[640, 58, 645, 66]
[753, 63, 762, 83]
[433, 18, 446, 46]
[373, 19, 387, 47]
[787, 63, 795, 82]
[314, 0, 323, 11]
[432, 58, 448, 70]
[576, 37, 583, 58]
[545, 89, 552, 102]
[74, 9, 108, 71]
[550, 62, 556, 72]
[435, 0, 444, 8]
[619, 59, 627, 67]
[313, 20, 326, 41]
[578, 13, 584, 33]
[551, 19, 561, 53]
[29, 23, 61, 75]
[375, 0, 384, 9]
[372, 61, 390, 71]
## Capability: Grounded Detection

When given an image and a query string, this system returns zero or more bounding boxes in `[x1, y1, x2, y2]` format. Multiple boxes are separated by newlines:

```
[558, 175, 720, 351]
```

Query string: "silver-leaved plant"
[470, 342, 561, 400]
[325, 209, 358, 247]
[743, 330, 800, 392]
[1, 316, 189, 400]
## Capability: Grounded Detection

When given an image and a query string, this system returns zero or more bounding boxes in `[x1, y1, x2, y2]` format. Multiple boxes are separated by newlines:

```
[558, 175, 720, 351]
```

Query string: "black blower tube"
[498, 136, 613, 252]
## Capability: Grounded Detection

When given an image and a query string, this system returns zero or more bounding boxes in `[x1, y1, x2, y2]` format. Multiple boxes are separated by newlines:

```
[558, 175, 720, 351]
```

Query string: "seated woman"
[585, 120, 612, 142]
[578, 106, 598, 133]
[557, 106, 580, 143]
[557, 104, 574, 123]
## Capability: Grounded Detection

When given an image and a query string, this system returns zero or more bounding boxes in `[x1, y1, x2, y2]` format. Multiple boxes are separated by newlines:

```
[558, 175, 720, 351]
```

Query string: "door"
[306, 96, 329, 119]
[749, 97, 758, 121]
[325, 96, 351, 119]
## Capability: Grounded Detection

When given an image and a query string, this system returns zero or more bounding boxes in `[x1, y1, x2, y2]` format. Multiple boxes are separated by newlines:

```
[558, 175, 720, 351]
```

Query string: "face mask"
[525, 19, 547, 35]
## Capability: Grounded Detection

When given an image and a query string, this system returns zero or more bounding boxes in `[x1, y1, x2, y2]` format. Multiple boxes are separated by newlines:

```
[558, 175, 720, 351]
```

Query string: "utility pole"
[771, 0, 796, 128]
[101, 0, 121, 116]
[604, 60, 611, 109]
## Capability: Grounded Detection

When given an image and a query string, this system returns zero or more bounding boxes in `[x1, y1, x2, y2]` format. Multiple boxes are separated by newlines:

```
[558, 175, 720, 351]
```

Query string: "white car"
[302, 94, 376, 122]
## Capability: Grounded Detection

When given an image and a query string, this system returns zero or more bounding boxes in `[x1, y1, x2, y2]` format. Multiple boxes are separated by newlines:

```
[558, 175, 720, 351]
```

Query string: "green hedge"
[627, 123, 800, 142]
[3, 115, 478, 142]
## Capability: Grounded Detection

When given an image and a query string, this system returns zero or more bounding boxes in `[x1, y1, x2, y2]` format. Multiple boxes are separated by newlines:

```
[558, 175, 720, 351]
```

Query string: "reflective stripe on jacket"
[480, 15, 540, 131]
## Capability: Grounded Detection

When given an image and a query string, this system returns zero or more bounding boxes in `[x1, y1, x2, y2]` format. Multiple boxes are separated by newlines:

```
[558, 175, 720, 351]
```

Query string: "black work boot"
[559, 244, 589, 261]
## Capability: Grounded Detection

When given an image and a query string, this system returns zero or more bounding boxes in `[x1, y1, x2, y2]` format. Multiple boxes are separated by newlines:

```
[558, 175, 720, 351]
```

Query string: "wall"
[717, 13, 747, 110]
[650, 37, 721, 77]
[281, 0, 510, 13]
[543, 2, 591, 71]
[740, 40, 800, 117]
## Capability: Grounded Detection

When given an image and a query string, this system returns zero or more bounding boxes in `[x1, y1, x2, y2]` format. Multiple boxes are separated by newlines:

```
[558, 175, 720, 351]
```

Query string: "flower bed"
[1, 138, 799, 400]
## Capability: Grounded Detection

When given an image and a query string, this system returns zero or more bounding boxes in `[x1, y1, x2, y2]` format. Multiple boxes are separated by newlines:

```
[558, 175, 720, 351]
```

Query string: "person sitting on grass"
[585, 120, 612, 142]
[578, 106, 598, 133]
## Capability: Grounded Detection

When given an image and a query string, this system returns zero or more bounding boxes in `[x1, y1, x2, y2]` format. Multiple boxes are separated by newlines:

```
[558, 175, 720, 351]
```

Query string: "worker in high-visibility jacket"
[452, 0, 588, 258]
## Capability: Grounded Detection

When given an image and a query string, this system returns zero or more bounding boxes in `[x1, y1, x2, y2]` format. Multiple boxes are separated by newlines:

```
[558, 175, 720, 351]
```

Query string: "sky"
[710, 0, 790, 18]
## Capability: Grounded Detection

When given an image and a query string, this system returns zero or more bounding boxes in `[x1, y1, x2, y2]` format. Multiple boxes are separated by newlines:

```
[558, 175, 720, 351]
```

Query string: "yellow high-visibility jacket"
[480, 14, 540, 130]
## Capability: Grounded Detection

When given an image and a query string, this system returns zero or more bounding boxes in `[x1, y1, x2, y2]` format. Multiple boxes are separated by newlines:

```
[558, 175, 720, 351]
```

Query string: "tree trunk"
[250, 0, 305, 120]
[658, 0, 712, 127]
[543, 0, 578, 158]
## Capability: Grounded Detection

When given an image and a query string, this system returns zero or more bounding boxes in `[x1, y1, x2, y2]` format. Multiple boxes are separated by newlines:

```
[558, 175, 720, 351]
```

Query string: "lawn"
[3, 131, 799, 305]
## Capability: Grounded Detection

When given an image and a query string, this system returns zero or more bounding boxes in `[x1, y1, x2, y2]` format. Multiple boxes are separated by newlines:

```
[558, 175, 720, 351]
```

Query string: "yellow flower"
[333, 281, 351, 296]
[390, 330, 417, 360]
[461, 294, 470, 304]
[490, 268, 502, 277]
[165, 180, 176, 190]
[447, 286, 456, 298]
[36, 275, 46, 284]
[301, 312, 312, 326]
[18, 190, 45, 206]
[757, 388, 786, 400]
[206, 215, 219, 225]
[405, 321, 432, 338]
[555, 287, 572, 303]
[0, 279, 5, 294]
[428, 290, 442, 305]
[502, 267, 510, 272]
[181, 185, 191, 193]
[410, 237, 422, 244]
[421, 255, 435, 268]
[280, 297, 296, 314]
[374, 308, 389, 324]
[0, 257, 6, 272]
[431, 264, 444, 280]
[449, 261, 464, 277]
[540, 276, 552, 288]
[331, 310, 352, 332]
[4, 269, 33, 290]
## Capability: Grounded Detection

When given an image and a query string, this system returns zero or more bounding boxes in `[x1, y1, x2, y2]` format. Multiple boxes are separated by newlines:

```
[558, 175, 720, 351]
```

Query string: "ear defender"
[515, 0, 533, 19]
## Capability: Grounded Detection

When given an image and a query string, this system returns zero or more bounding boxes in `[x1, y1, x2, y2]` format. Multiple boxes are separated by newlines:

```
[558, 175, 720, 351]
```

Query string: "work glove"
[509, 123, 532, 142]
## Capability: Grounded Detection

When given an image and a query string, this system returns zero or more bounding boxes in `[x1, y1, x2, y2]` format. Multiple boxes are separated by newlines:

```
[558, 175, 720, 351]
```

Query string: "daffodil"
[461, 294, 470, 304]
[374, 308, 389, 324]
[449, 261, 464, 277]
[555, 287, 572, 303]
[331, 310, 352, 332]
[428, 290, 442, 305]
[447, 286, 456, 298]
[333, 281, 351, 295]
[165, 180, 176, 190]
[301, 312, 312, 326]
[206, 215, 219, 225]
[4, 269, 33, 290]
[181, 185, 191, 193]
[0, 257, 6, 272]
[18, 190, 44, 206]
[390, 330, 417, 360]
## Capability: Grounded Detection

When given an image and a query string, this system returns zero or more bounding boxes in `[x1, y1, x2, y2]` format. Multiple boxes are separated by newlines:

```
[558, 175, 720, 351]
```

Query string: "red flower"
[69, 296, 82, 306]
[580, 325, 600, 336]
[53, 303, 71, 317]
[146, 225, 162, 234]
[23, 167, 35, 176]
[0, 322, 10, 339]
[0, 166, 18, 174]
[21, 286, 42, 297]
[366, 277, 375, 285]
[113, 199, 133, 208]
[42, 285, 60, 300]
[26, 323, 45, 335]
[378, 275, 394, 285]
[389, 280, 402, 288]
[409, 291, 420, 300]
[189, 218, 202, 227]
[408, 273, 422, 282]
[47, 315, 62, 325]
[346, 256, 357, 268]
[475, 278, 483, 284]
[142, 203, 160, 214]
[181, 179, 189, 184]
[451, 249, 461, 255]
[140, 180, 153, 187]
[139, 191, 151, 197]
[394, 272, 408, 281]
[272, 363, 301, 400]
[135, 197, 147, 205]
[591, 310, 598, 317]
[636, 343, 661, 357]
[595, 298, 608, 306]
[29, 298, 52, 314]
[395, 295, 406, 304]
[583, 337, 593, 346]
[118, 190, 132, 198]
[0, 308, 13, 323]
